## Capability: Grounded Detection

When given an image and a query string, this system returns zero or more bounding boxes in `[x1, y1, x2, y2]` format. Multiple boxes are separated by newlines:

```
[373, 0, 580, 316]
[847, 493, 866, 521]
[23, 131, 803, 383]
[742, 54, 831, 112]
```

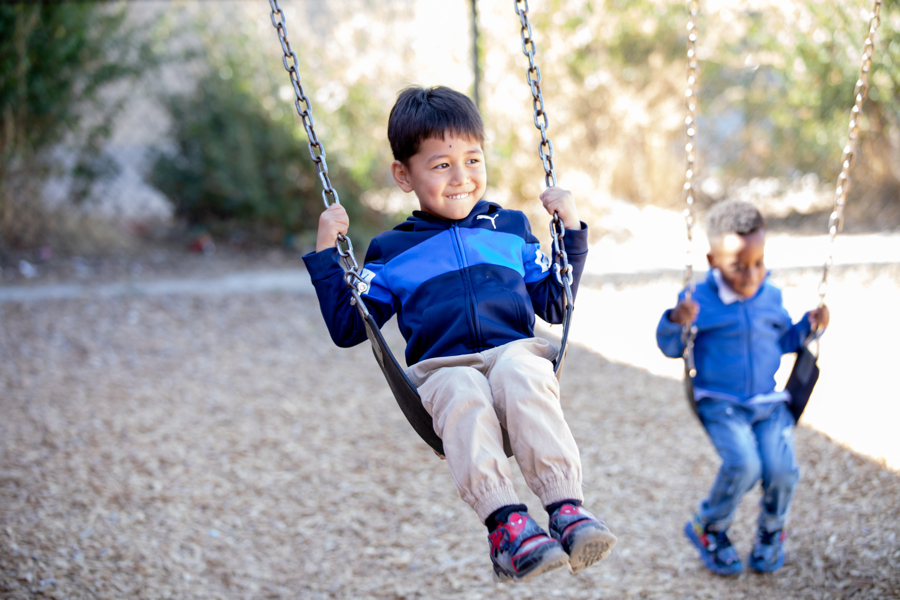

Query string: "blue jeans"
[696, 399, 800, 532]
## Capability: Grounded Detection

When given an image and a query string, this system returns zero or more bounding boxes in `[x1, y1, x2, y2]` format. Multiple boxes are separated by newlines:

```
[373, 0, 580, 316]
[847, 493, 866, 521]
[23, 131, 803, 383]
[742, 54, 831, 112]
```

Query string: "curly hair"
[706, 200, 767, 246]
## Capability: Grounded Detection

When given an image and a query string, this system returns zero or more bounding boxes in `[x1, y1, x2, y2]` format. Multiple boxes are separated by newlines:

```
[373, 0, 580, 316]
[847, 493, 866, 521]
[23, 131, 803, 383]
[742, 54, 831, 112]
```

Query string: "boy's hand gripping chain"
[268, 0, 369, 306]
[681, 0, 700, 378]
[515, 0, 574, 375]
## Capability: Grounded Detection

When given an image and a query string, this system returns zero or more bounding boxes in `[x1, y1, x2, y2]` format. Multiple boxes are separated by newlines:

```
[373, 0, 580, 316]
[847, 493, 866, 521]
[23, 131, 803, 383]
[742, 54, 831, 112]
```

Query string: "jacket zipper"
[450, 223, 482, 349]
[742, 303, 753, 398]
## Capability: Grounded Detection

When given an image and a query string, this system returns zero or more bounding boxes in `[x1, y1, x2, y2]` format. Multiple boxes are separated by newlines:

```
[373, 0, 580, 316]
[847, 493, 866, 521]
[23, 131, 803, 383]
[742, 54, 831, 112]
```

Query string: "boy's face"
[707, 229, 767, 298]
[391, 132, 486, 221]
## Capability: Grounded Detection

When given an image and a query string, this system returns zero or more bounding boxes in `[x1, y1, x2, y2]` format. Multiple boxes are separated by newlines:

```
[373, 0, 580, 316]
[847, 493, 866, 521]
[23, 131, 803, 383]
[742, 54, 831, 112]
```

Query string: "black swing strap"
[347, 285, 445, 457]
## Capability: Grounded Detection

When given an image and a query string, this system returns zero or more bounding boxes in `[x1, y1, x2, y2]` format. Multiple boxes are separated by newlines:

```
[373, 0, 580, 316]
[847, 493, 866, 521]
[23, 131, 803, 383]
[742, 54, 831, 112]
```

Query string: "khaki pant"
[407, 338, 583, 522]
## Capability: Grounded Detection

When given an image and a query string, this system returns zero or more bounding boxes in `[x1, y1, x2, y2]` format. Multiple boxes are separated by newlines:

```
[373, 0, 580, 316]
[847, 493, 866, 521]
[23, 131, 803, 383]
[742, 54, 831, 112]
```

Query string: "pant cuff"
[472, 486, 521, 524]
[535, 479, 583, 509]
[758, 513, 787, 532]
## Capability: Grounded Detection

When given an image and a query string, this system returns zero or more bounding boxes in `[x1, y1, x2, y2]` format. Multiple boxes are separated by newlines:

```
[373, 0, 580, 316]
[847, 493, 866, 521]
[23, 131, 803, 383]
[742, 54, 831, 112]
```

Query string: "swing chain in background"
[513, 1, 572, 291]
[818, 0, 882, 309]
[681, 0, 700, 376]
[268, 0, 367, 297]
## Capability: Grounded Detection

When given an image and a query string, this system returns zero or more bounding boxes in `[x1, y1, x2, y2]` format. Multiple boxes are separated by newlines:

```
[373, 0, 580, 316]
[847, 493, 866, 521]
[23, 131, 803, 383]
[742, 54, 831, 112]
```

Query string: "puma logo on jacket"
[303, 200, 589, 366]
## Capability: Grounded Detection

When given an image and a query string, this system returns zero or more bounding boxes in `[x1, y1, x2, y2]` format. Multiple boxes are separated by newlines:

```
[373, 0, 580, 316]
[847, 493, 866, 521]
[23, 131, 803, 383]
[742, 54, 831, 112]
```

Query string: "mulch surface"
[2, 281, 898, 599]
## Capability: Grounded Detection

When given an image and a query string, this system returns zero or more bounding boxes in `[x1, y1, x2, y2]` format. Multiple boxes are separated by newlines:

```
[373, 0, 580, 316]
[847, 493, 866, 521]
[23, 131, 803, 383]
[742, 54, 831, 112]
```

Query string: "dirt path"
[2, 266, 898, 599]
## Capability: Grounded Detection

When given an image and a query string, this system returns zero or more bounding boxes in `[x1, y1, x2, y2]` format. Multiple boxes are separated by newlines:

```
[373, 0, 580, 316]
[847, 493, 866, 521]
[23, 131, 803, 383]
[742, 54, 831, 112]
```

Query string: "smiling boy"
[656, 199, 829, 575]
[303, 86, 616, 582]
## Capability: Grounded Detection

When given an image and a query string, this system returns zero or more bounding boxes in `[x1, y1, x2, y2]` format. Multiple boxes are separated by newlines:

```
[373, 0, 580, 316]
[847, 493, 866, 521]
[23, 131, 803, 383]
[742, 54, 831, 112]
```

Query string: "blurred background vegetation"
[0, 0, 897, 268]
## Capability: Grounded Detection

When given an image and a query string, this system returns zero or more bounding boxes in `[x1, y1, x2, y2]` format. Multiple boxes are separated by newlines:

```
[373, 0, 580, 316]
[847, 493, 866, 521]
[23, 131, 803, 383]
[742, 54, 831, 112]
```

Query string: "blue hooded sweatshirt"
[656, 270, 813, 402]
[303, 200, 588, 367]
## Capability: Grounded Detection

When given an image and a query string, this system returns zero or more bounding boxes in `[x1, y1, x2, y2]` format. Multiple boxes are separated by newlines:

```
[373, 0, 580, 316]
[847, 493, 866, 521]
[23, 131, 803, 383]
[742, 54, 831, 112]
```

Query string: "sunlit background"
[1, 0, 899, 597]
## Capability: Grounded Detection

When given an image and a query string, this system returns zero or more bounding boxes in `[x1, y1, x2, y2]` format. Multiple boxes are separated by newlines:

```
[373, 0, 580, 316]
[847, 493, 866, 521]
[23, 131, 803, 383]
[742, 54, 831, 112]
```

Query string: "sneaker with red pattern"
[488, 511, 569, 582]
[547, 503, 617, 574]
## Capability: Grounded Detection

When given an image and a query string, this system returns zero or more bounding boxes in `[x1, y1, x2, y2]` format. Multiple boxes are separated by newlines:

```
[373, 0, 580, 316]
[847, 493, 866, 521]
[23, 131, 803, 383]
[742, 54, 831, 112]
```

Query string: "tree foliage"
[147, 22, 386, 242]
[0, 3, 155, 251]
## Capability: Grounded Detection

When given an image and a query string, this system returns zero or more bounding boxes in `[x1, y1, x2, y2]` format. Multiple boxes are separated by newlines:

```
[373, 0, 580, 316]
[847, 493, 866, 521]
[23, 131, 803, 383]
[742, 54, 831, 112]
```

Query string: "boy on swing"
[303, 86, 616, 582]
[657, 199, 829, 575]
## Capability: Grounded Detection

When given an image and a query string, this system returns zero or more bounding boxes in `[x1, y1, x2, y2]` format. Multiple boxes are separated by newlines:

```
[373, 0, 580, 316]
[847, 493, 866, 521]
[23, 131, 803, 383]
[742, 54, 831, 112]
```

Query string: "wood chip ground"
[2, 260, 898, 599]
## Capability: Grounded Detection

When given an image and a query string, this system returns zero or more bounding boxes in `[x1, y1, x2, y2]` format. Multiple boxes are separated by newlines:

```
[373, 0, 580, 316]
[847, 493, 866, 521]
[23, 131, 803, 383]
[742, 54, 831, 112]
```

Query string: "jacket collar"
[706, 268, 772, 303]
[394, 200, 500, 232]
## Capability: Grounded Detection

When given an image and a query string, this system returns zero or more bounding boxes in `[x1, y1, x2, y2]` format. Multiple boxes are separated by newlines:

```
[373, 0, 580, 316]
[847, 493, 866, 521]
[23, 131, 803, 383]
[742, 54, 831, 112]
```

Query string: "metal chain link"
[268, 0, 367, 298]
[818, 0, 882, 308]
[681, 0, 700, 377]
[514, 0, 556, 190]
[269, 1, 340, 210]
[513, 0, 572, 293]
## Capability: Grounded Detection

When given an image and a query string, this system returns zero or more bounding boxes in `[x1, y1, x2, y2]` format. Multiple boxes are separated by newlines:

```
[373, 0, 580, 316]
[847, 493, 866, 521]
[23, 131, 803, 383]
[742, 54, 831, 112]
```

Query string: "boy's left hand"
[808, 304, 830, 331]
[540, 187, 582, 230]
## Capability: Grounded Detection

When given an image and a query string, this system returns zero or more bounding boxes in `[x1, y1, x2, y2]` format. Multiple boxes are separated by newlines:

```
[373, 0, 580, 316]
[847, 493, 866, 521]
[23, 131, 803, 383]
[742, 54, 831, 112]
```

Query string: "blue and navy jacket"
[303, 200, 588, 366]
[656, 270, 813, 402]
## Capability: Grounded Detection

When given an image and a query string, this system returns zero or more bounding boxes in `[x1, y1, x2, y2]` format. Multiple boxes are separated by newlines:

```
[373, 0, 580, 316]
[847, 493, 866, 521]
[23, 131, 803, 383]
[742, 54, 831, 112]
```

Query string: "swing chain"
[269, 0, 370, 299]
[818, 0, 882, 308]
[268, 0, 340, 212]
[514, 1, 572, 299]
[514, 0, 556, 189]
[550, 218, 574, 288]
[681, 0, 700, 377]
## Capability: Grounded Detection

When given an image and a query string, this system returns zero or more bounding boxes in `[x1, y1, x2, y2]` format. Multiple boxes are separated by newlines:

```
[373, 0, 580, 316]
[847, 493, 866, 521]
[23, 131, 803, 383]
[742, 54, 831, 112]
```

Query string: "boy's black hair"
[387, 86, 484, 164]
[706, 199, 767, 245]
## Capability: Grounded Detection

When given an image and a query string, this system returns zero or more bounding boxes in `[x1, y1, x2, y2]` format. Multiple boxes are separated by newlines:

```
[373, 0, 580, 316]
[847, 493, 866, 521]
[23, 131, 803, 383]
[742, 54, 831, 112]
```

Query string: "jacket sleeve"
[656, 289, 688, 358]
[779, 311, 815, 354]
[522, 221, 589, 325]
[302, 239, 398, 348]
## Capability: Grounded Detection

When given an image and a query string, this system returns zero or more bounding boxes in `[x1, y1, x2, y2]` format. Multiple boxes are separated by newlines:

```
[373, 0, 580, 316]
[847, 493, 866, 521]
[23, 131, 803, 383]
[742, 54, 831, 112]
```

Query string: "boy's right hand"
[668, 299, 699, 326]
[316, 204, 349, 253]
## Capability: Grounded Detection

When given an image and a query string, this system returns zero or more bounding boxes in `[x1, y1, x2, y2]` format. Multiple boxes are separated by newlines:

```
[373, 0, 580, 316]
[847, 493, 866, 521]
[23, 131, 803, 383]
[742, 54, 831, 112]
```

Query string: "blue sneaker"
[748, 527, 786, 572]
[684, 515, 743, 576]
[547, 503, 617, 574]
[488, 511, 569, 583]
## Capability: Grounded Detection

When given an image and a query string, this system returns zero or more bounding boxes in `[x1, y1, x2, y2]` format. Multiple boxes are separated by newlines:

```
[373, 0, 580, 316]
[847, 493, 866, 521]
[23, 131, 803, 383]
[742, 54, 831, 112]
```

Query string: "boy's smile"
[707, 229, 767, 299]
[391, 132, 486, 221]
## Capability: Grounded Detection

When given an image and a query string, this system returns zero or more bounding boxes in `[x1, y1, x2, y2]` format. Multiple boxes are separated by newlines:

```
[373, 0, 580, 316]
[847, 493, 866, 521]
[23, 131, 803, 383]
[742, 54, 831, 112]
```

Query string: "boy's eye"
[434, 163, 449, 169]
[467, 158, 480, 165]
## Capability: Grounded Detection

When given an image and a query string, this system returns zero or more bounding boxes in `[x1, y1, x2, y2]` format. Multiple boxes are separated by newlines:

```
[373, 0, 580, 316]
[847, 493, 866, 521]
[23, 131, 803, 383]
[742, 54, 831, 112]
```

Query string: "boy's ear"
[706, 252, 716, 268]
[391, 160, 414, 193]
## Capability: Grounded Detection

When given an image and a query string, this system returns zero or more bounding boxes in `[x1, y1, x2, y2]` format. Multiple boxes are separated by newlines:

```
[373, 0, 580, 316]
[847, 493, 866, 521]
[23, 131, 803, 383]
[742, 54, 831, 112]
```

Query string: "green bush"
[148, 56, 383, 245]
[0, 3, 155, 252]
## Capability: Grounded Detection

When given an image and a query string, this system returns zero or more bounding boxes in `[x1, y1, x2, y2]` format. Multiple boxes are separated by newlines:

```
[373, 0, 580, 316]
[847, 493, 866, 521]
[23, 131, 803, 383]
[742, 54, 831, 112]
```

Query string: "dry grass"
[1, 267, 899, 599]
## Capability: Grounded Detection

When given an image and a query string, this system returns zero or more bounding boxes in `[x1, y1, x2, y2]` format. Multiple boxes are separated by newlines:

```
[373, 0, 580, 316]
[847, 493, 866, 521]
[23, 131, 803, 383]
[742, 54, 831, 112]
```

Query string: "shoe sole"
[683, 521, 743, 576]
[492, 545, 569, 583]
[566, 526, 618, 575]
[749, 552, 785, 573]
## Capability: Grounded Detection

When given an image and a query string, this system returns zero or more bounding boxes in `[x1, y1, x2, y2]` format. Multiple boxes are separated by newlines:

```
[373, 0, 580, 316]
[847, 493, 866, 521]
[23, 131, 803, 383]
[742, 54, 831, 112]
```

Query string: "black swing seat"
[683, 339, 820, 425]
[362, 302, 573, 459]
[784, 342, 820, 423]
